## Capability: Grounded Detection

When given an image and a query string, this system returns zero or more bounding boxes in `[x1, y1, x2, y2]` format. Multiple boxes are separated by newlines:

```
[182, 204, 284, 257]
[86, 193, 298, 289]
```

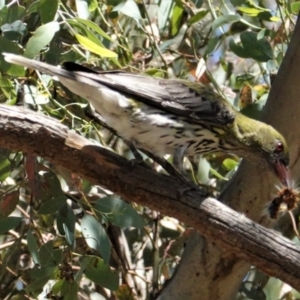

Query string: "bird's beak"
[274, 160, 290, 186]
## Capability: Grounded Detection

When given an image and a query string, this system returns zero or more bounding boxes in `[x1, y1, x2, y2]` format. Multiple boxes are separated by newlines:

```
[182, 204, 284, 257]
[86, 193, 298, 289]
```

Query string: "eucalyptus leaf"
[24, 22, 60, 58]
[75, 34, 118, 58]
[83, 255, 119, 290]
[0, 217, 22, 234]
[39, 0, 58, 24]
[0, 154, 10, 182]
[81, 214, 111, 263]
[94, 196, 144, 228]
[112, 0, 141, 21]
[27, 230, 40, 265]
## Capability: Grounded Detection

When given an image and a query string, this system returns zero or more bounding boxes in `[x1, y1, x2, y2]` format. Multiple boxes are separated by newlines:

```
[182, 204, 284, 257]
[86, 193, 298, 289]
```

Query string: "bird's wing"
[62, 62, 235, 126]
[3, 53, 235, 126]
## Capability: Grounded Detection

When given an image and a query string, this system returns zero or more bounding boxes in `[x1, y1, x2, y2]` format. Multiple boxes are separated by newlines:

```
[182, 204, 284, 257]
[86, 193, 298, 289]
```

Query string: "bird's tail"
[3, 53, 74, 80]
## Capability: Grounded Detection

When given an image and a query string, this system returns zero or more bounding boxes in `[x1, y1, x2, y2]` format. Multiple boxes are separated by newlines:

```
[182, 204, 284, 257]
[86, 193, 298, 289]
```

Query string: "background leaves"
[0, 0, 297, 299]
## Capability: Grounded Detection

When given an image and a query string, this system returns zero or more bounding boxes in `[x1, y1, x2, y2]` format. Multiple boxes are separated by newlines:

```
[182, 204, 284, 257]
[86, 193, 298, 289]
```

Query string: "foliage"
[0, 0, 297, 299]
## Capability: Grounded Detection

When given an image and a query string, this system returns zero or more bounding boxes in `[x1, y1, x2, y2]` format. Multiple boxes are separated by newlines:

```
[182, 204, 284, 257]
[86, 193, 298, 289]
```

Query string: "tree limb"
[0, 105, 300, 291]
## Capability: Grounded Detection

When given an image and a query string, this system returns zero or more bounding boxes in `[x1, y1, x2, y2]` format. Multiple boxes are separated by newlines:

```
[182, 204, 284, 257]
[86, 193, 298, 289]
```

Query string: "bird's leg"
[173, 146, 202, 195]
[129, 144, 204, 197]
[139, 145, 197, 187]
[137, 148, 187, 182]
[126, 141, 145, 164]
[124, 141, 155, 171]
[123, 139, 186, 181]
[173, 145, 189, 179]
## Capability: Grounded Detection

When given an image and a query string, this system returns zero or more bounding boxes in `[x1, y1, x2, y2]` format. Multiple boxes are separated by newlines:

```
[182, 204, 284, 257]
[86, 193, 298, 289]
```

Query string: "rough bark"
[157, 14, 300, 300]
[0, 105, 300, 293]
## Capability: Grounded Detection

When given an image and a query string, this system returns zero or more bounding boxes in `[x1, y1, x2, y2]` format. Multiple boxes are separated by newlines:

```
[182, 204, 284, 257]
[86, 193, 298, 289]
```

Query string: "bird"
[3, 52, 290, 186]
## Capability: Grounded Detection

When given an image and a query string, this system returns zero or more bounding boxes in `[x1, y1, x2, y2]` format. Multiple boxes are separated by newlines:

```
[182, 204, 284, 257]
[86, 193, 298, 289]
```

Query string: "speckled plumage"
[3, 53, 290, 184]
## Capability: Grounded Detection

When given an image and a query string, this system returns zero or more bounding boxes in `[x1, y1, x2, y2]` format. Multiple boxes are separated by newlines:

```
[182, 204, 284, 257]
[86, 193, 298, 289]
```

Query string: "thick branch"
[0, 105, 300, 290]
[159, 12, 300, 300]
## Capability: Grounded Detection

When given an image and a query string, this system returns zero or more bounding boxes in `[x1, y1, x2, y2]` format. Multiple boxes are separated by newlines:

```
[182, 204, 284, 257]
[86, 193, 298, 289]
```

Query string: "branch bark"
[157, 13, 300, 300]
[0, 105, 300, 292]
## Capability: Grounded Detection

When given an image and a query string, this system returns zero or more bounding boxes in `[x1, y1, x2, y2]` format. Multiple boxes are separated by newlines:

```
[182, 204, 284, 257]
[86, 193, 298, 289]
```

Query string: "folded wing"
[4, 53, 235, 126]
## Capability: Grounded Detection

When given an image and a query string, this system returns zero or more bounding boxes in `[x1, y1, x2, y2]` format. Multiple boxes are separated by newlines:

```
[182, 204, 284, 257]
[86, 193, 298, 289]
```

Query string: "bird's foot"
[177, 181, 199, 196]
[138, 148, 187, 181]
[129, 157, 151, 169]
[176, 181, 213, 202]
[126, 142, 210, 199]
[125, 141, 151, 169]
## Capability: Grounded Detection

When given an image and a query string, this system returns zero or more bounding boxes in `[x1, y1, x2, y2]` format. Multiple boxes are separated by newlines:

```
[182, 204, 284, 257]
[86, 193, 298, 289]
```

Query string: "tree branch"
[157, 12, 300, 300]
[0, 105, 300, 291]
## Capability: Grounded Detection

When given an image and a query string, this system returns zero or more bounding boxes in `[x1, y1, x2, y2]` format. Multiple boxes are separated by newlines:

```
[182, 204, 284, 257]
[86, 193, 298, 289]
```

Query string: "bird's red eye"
[275, 142, 284, 153]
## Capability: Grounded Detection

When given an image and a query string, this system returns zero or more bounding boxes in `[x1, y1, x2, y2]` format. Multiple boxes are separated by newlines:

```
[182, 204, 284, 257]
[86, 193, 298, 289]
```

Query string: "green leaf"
[237, 6, 265, 16]
[94, 196, 144, 228]
[240, 31, 273, 61]
[39, 195, 66, 214]
[230, 32, 273, 62]
[229, 39, 250, 58]
[56, 204, 76, 246]
[187, 10, 208, 25]
[24, 21, 60, 58]
[212, 15, 241, 30]
[39, 240, 54, 267]
[41, 170, 65, 197]
[68, 19, 102, 46]
[210, 168, 228, 181]
[158, 1, 173, 30]
[83, 256, 119, 290]
[25, 275, 52, 295]
[39, 0, 59, 24]
[38, 170, 67, 214]
[27, 1, 40, 14]
[52, 279, 64, 294]
[222, 158, 239, 170]
[71, 18, 114, 43]
[75, 0, 90, 19]
[0, 5, 26, 24]
[0, 216, 22, 234]
[171, 5, 184, 36]
[81, 214, 111, 263]
[75, 34, 118, 58]
[87, 0, 98, 11]
[257, 11, 275, 22]
[1, 20, 27, 40]
[29, 264, 57, 279]
[27, 230, 40, 265]
[61, 280, 79, 300]
[0, 74, 16, 100]
[0, 154, 11, 182]
[0, 37, 25, 76]
[112, 0, 141, 21]
[291, 1, 300, 13]
[206, 36, 220, 54]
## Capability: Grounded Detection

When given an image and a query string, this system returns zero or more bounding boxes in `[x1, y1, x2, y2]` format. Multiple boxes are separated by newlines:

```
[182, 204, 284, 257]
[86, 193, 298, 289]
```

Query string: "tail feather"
[3, 53, 74, 80]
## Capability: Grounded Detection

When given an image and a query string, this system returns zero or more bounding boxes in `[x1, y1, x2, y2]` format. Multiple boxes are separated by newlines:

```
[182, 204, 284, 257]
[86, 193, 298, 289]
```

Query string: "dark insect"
[268, 187, 300, 219]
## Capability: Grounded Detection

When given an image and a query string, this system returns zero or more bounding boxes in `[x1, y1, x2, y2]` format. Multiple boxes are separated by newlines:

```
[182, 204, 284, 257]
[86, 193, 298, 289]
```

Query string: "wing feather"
[62, 62, 236, 126]
[3, 53, 235, 126]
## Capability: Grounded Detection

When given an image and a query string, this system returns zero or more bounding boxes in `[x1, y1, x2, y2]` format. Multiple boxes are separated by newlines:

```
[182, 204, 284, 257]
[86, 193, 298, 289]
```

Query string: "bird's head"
[255, 125, 290, 186]
[229, 115, 290, 186]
